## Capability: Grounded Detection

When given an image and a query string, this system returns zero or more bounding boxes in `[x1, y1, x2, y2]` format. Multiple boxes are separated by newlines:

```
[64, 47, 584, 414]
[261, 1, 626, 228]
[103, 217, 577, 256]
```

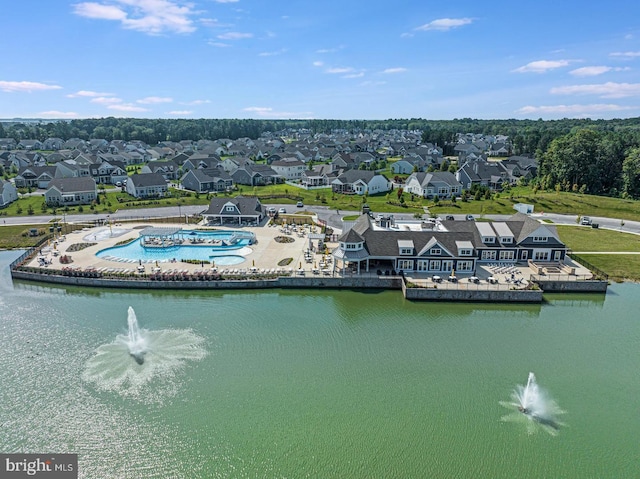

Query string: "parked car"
[581, 216, 592, 225]
[445, 215, 455, 220]
[278, 207, 286, 214]
[465, 214, 475, 221]
[296, 201, 304, 208]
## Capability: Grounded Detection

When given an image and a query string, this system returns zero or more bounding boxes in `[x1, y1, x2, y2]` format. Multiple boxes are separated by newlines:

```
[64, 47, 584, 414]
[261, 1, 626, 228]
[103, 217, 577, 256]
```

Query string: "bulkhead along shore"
[8, 197, 608, 302]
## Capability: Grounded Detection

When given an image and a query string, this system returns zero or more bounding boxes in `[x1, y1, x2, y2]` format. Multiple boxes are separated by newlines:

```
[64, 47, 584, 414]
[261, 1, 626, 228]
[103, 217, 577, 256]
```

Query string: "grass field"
[2, 185, 639, 222]
[0, 224, 50, 249]
[556, 225, 640, 252]
[570, 254, 640, 282]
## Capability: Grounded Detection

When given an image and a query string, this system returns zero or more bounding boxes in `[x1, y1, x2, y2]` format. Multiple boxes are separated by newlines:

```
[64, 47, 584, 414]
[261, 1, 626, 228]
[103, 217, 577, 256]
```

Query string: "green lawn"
[572, 254, 640, 282]
[2, 184, 639, 223]
[0, 224, 50, 249]
[556, 225, 640, 252]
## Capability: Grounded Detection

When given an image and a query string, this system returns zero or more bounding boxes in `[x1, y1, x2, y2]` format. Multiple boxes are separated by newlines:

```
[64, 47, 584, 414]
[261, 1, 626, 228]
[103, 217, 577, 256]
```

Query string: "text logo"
[1, 454, 77, 478]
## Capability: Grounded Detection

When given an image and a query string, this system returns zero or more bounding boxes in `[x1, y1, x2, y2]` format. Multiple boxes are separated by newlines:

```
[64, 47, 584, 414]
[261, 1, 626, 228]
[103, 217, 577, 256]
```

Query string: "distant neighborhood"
[0, 130, 537, 209]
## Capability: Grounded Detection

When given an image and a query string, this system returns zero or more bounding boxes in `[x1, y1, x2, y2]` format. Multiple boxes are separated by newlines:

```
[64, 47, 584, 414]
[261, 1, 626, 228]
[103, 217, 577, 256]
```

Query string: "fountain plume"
[126, 306, 147, 364]
[500, 372, 565, 435]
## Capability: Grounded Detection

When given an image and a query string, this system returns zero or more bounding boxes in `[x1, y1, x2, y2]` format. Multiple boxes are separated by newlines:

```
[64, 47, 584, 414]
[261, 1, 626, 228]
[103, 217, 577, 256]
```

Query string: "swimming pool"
[96, 229, 254, 265]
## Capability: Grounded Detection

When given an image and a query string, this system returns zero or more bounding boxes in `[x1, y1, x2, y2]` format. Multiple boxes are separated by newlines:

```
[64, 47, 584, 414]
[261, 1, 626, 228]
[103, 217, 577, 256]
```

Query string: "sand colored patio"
[28, 220, 334, 276]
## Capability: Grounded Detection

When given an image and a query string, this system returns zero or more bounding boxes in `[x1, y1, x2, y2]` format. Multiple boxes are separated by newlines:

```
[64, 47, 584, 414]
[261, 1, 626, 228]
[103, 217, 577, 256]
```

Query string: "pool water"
[97, 229, 253, 264]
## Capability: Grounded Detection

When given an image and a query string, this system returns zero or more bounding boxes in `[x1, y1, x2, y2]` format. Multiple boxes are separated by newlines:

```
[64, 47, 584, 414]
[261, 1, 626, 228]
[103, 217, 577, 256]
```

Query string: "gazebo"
[139, 227, 183, 247]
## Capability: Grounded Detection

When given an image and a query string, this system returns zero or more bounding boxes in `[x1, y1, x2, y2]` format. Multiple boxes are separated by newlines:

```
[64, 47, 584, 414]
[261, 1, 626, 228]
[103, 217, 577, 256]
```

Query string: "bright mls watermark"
[0, 454, 77, 478]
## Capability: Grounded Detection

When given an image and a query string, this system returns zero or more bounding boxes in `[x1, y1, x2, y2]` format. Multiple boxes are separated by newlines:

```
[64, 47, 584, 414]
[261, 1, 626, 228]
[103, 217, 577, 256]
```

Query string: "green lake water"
[1, 251, 638, 478]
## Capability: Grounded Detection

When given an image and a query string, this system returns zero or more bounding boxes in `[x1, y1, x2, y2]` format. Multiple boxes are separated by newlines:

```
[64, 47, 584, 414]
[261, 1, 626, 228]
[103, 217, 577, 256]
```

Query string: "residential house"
[0, 138, 17, 150]
[43, 138, 65, 150]
[270, 158, 306, 181]
[181, 168, 233, 193]
[301, 164, 336, 188]
[17, 139, 43, 150]
[331, 170, 391, 196]
[404, 171, 462, 199]
[14, 166, 57, 189]
[391, 160, 416, 175]
[202, 196, 264, 226]
[126, 173, 168, 199]
[44, 177, 97, 206]
[141, 160, 180, 181]
[0, 179, 18, 207]
[63, 138, 87, 150]
[231, 163, 282, 186]
[456, 159, 510, 191]
[181, 155, 221, 173]
[90, 159, 127, 185]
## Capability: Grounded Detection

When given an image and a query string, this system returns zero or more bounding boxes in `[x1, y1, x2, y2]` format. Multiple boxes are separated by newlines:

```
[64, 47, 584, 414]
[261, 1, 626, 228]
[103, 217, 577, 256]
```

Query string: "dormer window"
[431, 248, 441, 255]
[500, 237, 513, 244]
[482, 236, 495, 244]
[533, 236, 547, 242]
[225, 206, 235, 212]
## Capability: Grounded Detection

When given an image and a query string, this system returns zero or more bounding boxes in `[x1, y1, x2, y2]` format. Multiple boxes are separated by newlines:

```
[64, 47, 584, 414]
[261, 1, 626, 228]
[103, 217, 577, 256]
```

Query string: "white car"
[581, 216, 592, 225]
[278, 207, 287, 214]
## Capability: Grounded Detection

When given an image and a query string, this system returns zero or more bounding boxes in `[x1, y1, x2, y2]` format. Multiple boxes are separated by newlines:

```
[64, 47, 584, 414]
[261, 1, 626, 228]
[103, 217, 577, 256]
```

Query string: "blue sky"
[2, 0, 640, 121]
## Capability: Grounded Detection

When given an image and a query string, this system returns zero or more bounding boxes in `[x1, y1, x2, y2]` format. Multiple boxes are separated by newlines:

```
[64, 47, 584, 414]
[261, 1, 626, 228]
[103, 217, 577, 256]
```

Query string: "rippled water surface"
[1, 250, 638, 478]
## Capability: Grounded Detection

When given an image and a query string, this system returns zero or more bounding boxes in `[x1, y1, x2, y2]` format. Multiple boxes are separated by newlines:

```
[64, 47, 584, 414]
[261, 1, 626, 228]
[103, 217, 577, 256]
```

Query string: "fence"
[568, 253, 609, 280]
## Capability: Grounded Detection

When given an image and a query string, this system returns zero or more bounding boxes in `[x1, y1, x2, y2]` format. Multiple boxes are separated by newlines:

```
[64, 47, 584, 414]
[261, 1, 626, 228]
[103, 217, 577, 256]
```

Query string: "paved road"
[2, 204, 640, 236]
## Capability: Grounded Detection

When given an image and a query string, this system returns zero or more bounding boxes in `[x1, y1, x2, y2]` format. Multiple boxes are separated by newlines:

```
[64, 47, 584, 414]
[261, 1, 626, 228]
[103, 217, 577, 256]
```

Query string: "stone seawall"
[10, 270, 402, 291]
[533, 279, 609, 293]
[402, 281, 543, 303]
[10, 270, 606, 302]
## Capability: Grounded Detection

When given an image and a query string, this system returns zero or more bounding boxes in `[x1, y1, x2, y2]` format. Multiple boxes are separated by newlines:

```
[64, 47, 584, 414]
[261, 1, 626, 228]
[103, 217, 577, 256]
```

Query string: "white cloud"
[166, 110, 193, 115]
[244, 106, 272, 114]
[137, 96, 173, 104]
[360, 80, 386, 87]
[259, 49, 287, 57]
[182, 99, 211, 105]
[326, 67, 354, 74]
[207, 41, 230, 47]
[312, 61, 324, 67]
[72, 2, 126, 20]
[67, 90, 114, 98]
[213, 0, 238, 3]
[200, 18, 231, 28]
[382, 67, 407, 74]
[38, 111, 80, 118]
[91, 96, 123, 104]
[551, 82, 640, 98]
[569, 66, 630, 77]
[516, 104, 635, 115]
[343, 72, 365, 79]
[316, 46, 344, 54]
[415, 18, 473, 32]
[72, 0, 198, 35]
[0, 81, 62, 93]
[512, 60, 572, 73]
[243, 106, 313, 119]
[107, 103, 149, 112]
[217, 31, 253, 40]
[609, 51, 640, 58]
[569, 66, 612, 77]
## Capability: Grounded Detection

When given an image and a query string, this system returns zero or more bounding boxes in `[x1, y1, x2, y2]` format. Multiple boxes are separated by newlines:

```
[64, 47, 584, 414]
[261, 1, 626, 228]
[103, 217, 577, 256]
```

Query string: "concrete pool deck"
[28, 221, 326, 275]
